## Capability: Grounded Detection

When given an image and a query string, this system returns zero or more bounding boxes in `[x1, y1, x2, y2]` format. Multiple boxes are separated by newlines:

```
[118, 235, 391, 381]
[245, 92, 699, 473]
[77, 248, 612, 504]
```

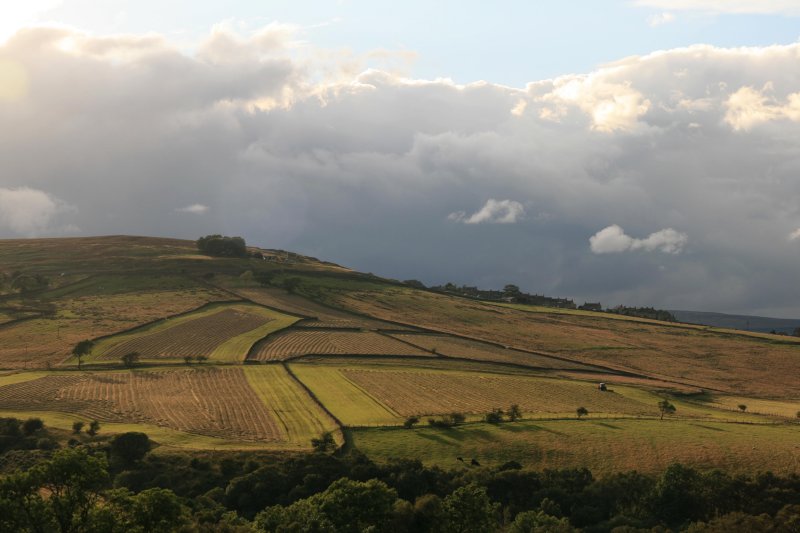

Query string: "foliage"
[87, 420, 101, 437]
[311, 431, 337, 453]
[507, 404, 522, 422]
[72, 421, 84, 434]
[110, 432, 151, 467]
[120, 351, 140, 368]
[484, 408, 504, 424]
[22, 417, 44, 436]
[72, 339, 94, 369]
[196, 235, 247, 258]
[658, 399, 676, 420]
[441, 483, 499, 533]
[576, 406, 588, 419]
[403, 416, 420, 429]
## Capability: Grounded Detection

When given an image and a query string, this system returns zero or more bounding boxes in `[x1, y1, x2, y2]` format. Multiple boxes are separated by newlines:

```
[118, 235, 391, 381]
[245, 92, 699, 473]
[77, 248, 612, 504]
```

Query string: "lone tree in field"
[72, 421, 84, 434]
[485, 408, 504, 424]
[658, 399, 676, 420]
[311, 431, 336, 453]
[507, 404, 522, 422]
[71, 339, 94, 370]
[121, 351, 140, 368]
[183, 355, 192, 365]
[576, 406, 588, 419]
[403, 416, 420, 429]
[87, 420, 101, 437]
[738, 404, 747, 412]
[195, 355, 208, 364]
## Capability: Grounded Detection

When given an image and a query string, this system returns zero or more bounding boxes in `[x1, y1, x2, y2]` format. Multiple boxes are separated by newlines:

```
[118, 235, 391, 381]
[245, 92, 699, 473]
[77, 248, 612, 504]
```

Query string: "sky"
[2, 1, 800, 316]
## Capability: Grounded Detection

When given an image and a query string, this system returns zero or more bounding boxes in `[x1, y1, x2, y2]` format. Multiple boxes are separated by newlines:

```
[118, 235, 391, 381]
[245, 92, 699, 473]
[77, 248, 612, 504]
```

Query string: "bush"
[484, 409, 504, 424]
[403, 416, 420, 429]
[36, 437, 58, 450]
[22, 418, 44, 436]
[110, 432, 151, 466]
[72, 421, 84, 434]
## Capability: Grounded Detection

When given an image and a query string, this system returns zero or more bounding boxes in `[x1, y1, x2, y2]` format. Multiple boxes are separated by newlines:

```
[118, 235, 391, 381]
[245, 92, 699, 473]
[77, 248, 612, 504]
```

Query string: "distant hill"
[670, 310, 800, 334]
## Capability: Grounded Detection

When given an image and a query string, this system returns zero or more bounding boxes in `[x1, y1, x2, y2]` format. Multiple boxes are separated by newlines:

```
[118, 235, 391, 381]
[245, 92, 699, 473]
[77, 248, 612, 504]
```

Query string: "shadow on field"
[690, 423, 726, 432]
[591, 421, 622, 430]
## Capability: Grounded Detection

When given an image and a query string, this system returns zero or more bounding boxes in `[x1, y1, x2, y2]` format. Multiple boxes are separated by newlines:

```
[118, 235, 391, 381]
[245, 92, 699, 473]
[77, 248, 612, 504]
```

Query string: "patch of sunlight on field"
[244, 365, 341, 446]
[289, 364, 401, 426]
[87, 302, 297, 364]
[701, 394, 800, 419]
[351, 418, 800, 475]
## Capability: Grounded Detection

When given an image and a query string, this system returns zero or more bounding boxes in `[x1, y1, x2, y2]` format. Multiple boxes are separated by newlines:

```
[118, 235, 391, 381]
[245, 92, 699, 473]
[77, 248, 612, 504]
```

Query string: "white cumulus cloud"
[788, 228, 800, 241]
[448, 199, 525, 224]
[176, 204, 209, 214]
[0, 187, 73, 236]
[590, 225, 688, 254]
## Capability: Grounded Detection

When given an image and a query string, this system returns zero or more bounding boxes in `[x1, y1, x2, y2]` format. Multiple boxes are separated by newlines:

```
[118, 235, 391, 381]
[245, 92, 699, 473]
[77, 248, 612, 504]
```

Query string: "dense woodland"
[1, 418, 798, 532]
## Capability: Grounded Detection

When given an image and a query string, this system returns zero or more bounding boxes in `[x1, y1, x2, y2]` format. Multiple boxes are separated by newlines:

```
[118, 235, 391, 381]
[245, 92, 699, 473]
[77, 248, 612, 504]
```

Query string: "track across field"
[249, 330, 431, 361]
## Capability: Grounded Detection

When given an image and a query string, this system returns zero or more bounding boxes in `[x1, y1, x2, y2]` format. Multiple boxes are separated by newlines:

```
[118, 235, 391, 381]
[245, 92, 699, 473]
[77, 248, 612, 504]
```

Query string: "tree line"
[2, 418, 800, 532]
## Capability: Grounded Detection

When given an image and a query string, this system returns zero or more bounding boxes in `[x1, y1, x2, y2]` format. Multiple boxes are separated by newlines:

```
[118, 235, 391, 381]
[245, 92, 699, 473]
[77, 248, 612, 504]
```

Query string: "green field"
[351, 418, 800, 475]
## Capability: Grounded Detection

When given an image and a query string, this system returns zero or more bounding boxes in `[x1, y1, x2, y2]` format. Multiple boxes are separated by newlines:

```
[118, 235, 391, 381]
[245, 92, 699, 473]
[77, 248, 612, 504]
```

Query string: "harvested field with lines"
[320, 286, 800, 398]
[0, 368, 284, 441]
[341, 368, 669, 418]
[249, 330, 431, 361]
[389, 333, 591, 370]
[93, 303, 298, 363]
[234, 287, 408, 330]
[102, 309, 269, 360]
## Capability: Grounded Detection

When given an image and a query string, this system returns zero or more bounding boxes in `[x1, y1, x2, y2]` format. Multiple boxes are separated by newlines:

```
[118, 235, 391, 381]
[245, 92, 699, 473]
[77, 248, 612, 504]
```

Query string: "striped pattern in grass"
[390, 333, 591, 370]
[93, 303, 298, 363]
[0, 368, 285, 442]
[341, 368, 675, 418]
[244, 365, 341, 446]
[289, 364, 401, 426]
[249, 330, 431, 361]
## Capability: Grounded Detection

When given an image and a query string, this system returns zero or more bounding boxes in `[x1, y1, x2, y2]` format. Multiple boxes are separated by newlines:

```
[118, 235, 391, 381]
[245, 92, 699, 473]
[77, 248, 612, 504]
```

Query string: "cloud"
[590, 225, 688, 254]
[448, 199, 525, 224]
[647, 12, 676, 26]
[176, 204, 209, 214]
[0, 187, 74, 236]
[789, 229, 800, 241]
[724, 85, 800, 130]
[4, 26, 800, 313]
[633, 1, 800, 15]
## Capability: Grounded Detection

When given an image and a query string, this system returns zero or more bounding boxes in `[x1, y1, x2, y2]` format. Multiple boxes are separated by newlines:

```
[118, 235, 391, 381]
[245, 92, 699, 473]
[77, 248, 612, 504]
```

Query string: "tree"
[509, 510, 577, 533]
[109, 432, 151, 467]
[120, 352, 140, 368]
[183, 355, 192, 365]
[195, 354, 208, 364]
[87, 420, 101, 437]
[22, 417, 44, 436]
[658, 399, 676, 420]
[403, 416, 420, 429]
[484, 408, 504, 424]
[503, 284, 521, 298]
[450, 412, 466, 425]
[737, 404, 747, 412]
[507, 404, 522, 422]
[71, 340, 94, 370]
[196, 235, 247, 258]
[72, 421, 84, 435]
[311, 431, 336, 453]
[576, 406, 589, 419]
[282, 277, 302, 293]
[441, 483, 499, 533]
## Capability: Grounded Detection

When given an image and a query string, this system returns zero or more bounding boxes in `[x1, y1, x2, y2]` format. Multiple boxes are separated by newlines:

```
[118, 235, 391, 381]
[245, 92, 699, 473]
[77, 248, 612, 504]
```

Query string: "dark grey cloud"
[2, 27, 800, 315]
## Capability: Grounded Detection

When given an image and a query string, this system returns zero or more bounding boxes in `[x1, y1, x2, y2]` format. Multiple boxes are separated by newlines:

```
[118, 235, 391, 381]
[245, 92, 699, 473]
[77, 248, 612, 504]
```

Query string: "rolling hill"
[0, 235, 798, 474]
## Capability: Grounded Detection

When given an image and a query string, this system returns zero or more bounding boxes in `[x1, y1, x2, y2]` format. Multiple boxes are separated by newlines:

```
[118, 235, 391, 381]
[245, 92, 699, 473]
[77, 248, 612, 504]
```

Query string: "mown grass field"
[0, 365, 337, 449]
[351, 418, 800, 475]
[88, 302, 298, 364]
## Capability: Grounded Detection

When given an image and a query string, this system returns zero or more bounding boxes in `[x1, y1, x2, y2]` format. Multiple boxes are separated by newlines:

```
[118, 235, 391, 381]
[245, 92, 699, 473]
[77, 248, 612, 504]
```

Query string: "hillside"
[0, 236, 798, 474]
[672, 309, 800, 335]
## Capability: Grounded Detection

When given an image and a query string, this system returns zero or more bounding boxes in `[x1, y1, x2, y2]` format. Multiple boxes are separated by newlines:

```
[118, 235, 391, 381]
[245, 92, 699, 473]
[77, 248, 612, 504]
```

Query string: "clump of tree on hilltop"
[196, 234, 247, 258]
